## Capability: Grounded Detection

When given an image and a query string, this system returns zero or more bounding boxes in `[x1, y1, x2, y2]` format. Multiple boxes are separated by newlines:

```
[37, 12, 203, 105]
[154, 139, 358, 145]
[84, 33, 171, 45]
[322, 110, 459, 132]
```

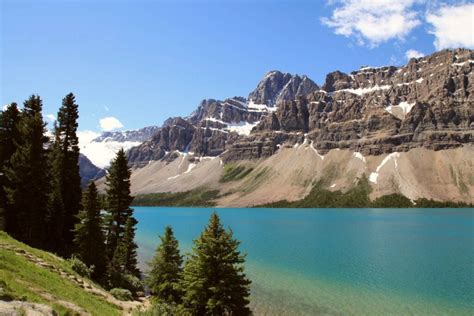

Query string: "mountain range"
[85, 48, 473, 205]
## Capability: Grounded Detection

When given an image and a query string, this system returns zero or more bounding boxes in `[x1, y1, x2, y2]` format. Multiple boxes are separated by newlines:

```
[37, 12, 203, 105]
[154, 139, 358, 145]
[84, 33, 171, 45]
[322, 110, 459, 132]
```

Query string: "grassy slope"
[0, 231, 121, 316]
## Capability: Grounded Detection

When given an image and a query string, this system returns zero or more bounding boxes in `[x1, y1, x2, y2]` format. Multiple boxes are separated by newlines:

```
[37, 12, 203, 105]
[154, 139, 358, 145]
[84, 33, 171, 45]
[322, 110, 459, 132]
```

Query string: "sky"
[1, 0, 473, 134]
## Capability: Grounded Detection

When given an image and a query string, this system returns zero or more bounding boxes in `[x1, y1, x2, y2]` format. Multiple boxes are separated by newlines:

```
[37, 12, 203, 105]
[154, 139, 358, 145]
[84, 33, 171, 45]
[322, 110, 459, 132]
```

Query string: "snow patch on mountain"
[78, 130, 141, 168]
[369, 152, 400, 184]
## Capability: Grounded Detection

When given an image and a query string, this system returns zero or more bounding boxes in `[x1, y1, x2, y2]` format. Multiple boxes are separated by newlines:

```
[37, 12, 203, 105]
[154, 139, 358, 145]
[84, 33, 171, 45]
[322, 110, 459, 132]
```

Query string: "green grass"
[220, 164, 254, 183]
[0, 231, 121, 316]
[132, 188, 220, 207]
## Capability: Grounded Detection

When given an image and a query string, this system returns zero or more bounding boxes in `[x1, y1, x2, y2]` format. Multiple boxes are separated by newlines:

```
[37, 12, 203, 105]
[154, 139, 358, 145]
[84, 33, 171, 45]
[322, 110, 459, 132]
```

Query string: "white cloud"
[45, 114, 56, 122]
[426, 3, 474, 50]
[405, 49, 425, 60]
[99, 116, 123, 132]
[321, 0, 422, 47]
[2, 104, 9, 111]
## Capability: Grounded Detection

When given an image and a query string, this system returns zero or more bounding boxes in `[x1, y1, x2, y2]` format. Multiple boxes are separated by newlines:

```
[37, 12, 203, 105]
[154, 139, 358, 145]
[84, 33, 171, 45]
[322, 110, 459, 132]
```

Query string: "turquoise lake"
[134, 207, 474, 315]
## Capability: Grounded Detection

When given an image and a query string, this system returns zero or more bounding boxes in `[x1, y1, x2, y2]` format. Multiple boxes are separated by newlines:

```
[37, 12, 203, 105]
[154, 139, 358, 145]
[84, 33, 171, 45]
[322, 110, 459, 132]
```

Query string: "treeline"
[260, 177, 473, 208]
[0, 94, 140, 292]
[144, 212, 251, 315]
[132, 188, 219, 207]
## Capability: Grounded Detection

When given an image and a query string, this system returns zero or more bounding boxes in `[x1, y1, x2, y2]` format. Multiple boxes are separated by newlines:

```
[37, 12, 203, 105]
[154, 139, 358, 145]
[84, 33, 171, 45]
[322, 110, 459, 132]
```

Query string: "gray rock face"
[127, 48, 472, 165]
[247, 71, 319, 106]
[224, 48, 473, 161]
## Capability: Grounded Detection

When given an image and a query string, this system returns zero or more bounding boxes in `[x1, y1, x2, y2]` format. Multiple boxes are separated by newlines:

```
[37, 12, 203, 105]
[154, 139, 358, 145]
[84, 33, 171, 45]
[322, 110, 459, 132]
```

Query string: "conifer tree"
[104, 149, 134, 259]
[0, 103, 21, 233]
[47, 125, 65, 251]
[181, 212, 251, 315]
[51, 93, 82, 256]
[108, 216, 140, 287]
[73, 182, 107, 280]
[4, 95, 51, 247]
[147, 226, 183, 304]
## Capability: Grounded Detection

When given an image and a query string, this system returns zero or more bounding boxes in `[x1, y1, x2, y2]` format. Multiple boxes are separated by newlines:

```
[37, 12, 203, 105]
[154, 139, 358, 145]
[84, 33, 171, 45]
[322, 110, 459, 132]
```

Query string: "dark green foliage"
[263, 176, 372, 208]
[51, 93, 82, 256]
[73, 182, 107, 280]
[68, 255, 93, 278]
[181, 212, 251, 316]
[104, 149, 134, 259]
[261, 176, 473, 208]
[414, 198, 473, 208]
[372, 194, 413, 208]
[147, 226, 183, 304]
[105, 150, 139, 289]
[110, 288, 133, 301]
[220, 164, 254, 183]
[47, 125, 66, 252]
[132, 189, 219, 207]
[0, 103, 21, 232]
[3, 95, 51, 248]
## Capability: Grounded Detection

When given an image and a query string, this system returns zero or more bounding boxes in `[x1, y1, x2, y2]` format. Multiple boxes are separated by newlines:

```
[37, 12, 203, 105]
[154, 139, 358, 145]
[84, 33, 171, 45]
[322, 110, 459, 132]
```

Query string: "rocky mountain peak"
[248, 70, 319, 106]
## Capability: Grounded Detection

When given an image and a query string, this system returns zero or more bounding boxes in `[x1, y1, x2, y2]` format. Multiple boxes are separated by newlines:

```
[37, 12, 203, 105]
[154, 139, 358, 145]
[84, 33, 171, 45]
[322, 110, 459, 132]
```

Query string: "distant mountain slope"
[79, 126, 160, 168]
[78, 153, 105, 188]
[96, 48, 473, 204]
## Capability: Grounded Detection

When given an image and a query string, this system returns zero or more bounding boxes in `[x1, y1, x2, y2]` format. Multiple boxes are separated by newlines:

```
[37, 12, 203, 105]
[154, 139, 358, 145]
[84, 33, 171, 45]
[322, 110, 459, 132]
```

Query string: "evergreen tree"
[147, 226, 183, 304]
[73, 182, 107, 280]
[4, 95, 50, 247]
[0, 103, 21, 232]
[181, 212, 251, 315]
[108, 217, 140, 287]
[104, 149, 134, 259]
[50, 93, 82, 256]
[46, 125, 66, 251]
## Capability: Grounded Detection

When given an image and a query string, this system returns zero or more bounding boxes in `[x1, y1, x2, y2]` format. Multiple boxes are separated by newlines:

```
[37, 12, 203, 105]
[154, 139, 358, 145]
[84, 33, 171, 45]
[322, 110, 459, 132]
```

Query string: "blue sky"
[1, 0, 473, 132]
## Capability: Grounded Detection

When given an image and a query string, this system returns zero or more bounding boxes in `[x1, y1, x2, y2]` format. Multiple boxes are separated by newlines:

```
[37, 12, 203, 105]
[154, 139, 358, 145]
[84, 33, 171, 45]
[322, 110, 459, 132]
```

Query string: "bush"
[121, 274, 143, 294]
[110, 288, 133, 301]
[68, 256, 93, 278]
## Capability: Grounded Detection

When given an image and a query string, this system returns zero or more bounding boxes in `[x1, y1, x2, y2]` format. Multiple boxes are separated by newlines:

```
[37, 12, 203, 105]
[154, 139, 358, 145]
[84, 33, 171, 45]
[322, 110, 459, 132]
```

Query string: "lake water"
[134, 207, 474, 315]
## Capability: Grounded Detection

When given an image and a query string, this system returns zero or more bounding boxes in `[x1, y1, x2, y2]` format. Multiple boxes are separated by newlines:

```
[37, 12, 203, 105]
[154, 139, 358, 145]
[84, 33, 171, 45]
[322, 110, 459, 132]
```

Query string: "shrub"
[68, 256, 93, 278]
[121, 274, 144, 294]
[110, 288, 133, 301]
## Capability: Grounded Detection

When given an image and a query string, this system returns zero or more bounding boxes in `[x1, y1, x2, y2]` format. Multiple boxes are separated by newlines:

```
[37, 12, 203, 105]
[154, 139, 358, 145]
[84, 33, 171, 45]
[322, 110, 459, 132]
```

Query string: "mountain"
[100, 48, 473, 205]
[127, 71, 320, 166]
[78, 154, 106, 188]
[79, 126, 160, 168]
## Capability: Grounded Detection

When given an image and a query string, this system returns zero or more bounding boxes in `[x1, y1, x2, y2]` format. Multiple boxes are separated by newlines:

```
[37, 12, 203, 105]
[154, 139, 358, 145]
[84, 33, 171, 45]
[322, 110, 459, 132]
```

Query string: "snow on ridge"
[452, 60, 474, 67]
[309, 141, 324, 160]
[336, 85, 391, 96]
[369, 152, 400, 184]
[353, 152, 366, 163]
[385, 101, 416, 117]
[204, 117, 258, 136]
[247, 100, 278, 112]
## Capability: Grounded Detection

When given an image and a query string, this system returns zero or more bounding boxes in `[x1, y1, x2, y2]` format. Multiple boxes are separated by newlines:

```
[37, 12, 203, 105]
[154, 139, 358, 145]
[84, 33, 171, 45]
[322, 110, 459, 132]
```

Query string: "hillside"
[93, 48, 474, 205]
[0, 232, 147, 316]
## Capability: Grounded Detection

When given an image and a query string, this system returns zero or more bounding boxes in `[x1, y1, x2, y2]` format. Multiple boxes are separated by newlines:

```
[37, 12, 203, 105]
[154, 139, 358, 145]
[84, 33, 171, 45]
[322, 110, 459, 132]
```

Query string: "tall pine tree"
[4, 95, 51, 247]
[147, 226, 183, 304]
[0, 103, 21, 232]
[104, 148, 134, 259]
[73, 182, 107, 281]
[104, 148, 139, 287]
[181, 212, 251, 315]
[50, 93, 82, 256]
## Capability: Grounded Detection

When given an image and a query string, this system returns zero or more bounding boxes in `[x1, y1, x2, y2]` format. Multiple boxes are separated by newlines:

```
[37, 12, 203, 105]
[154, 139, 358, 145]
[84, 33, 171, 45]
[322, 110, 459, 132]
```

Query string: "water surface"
[134, 207, 474, 315]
